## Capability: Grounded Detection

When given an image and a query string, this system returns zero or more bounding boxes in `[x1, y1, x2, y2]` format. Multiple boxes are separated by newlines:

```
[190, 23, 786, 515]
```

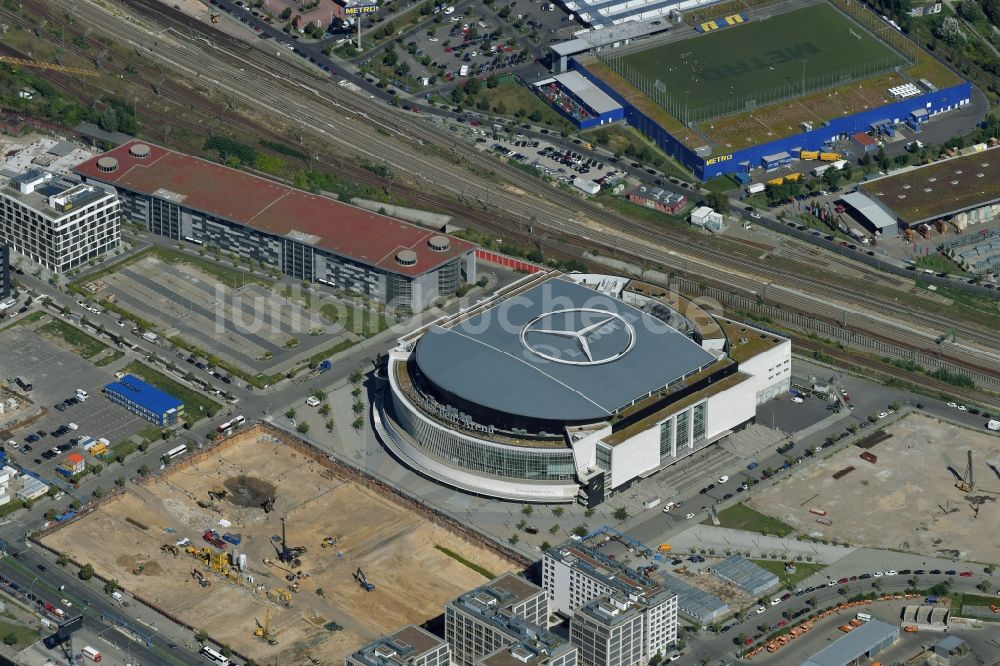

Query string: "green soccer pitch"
[615, 3, 906, 118]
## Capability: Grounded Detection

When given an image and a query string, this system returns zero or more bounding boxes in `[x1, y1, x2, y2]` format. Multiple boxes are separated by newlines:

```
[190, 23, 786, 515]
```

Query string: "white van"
[111, 591, 124, 604]
[75, 389, 89, 401]
[856, 612, 872, 622]
[305, 396, 320, 407]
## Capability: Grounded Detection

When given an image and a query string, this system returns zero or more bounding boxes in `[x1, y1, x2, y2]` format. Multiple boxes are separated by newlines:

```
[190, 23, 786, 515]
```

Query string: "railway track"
[6, 0, 999, 383]
[791, 336, 1000, 411]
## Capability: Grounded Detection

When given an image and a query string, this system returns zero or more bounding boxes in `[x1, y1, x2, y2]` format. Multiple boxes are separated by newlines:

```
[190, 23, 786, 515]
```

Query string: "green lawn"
[581, 124, 693, 181]
[319, 303, 390, 338]
[915, 253, 970, 276]
[596, 191, 693, 229]
[706, 503, 794, 537]
[95, 350, 126, 367]
[752, 559, 827, 590]
[616, 3, 904, 121]
[0, 618, 39, 647]
[953, 591, 999, 610]
[467, 82, 573, 129]
[37, 320, 110, 360]
[122, 360, 221, 421]
[0, 310, 45, 333]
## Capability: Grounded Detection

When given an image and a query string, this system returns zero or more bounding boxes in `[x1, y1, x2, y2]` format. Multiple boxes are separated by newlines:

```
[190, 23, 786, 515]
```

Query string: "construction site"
[39, 425, 517, 665]
[745, 412, 1000, 563]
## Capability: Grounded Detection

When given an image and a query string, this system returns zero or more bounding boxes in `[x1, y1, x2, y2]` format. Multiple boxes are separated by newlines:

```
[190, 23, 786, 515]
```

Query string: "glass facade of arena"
[656, 401, 707, 462]
[391, 371, 577, 481]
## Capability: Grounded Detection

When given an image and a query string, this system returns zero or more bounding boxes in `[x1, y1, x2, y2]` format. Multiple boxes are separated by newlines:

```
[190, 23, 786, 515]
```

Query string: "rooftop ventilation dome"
[428, 235, 451, 252]
[129, 143, 151, 158]
[96, 157, 119, 173]
[396, 249, 418, 266]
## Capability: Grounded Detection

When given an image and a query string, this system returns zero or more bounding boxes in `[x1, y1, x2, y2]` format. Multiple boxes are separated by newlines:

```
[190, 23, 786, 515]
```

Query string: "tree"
[508, 534, 519, 545]
[351, 368, 364, 383]
[822, 166, 842, 189]
[352, 416, 365, 430]
[958, 0, 982, 21]
[704, 191, 729, 214]
[280, 7, 292, 19]
[138, 464, 151, 476]
[552, 507, 565, 518]
[312, 389, 327, 401]
[584, 508, 596, 517]
[285, 408, 297, 419]
[318, 403, 331, 416]
[93, 486, 105, 499]
[521, 505, 534, 516]
[115, 476, 126, 488]
[79, 563, 95, 580]
[549, 524, 560, 534]
[296, 422, 310, 434]
[977, 580, 992, 592]
[103, 579, 120, 594]
[572, 524, 588, 537]
[934, 16, 967, 45]
[612, 507, 629, 521]
[540, 540, 551, 551]
[2, 633, 17, 646]
[196, 629, 209, 644]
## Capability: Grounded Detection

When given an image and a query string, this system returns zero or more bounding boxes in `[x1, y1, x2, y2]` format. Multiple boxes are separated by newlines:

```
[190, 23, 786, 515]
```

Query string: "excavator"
[191, 568, 211, 588]
[161, 543, 179, 558]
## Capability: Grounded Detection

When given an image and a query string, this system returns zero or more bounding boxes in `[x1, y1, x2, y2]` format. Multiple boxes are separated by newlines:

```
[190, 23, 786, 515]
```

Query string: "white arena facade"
[374, 272, 791, 504]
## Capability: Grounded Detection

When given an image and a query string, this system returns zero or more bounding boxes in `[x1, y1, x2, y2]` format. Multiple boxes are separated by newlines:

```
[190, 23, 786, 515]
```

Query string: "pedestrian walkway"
[668, 526, 857, 566]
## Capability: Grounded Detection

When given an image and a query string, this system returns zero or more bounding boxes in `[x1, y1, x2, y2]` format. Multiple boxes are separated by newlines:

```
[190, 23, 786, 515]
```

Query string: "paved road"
[684, 569, 998, 664]
[0, 547, 199, 666]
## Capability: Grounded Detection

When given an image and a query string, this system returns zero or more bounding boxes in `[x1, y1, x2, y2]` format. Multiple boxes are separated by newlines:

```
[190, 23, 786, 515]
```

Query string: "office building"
[570, 595, 645, 666]
[75, 141, 477, 311]
[0, 169, 119, 274]
[346, 625, 450, 666]
[0, 243, 9, 300]
[103, 374, 185, 426]
[445, 573, 556, 666]
[542, 537, 677, 659]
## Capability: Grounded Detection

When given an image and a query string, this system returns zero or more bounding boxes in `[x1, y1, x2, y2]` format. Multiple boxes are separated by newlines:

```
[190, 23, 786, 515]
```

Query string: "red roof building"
[851, 132, 878, 153]
[75, 141, 476, 311]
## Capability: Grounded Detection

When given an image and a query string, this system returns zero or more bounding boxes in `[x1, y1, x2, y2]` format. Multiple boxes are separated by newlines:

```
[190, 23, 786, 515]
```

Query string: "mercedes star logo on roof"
[520, 308, 636, 366]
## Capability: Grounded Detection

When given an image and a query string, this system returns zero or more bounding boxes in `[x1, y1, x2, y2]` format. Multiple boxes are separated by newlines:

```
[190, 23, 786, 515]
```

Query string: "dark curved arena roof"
[413, 278, 718, 423]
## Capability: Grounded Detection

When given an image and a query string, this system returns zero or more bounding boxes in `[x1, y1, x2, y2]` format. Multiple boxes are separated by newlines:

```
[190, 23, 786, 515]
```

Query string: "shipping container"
[799, 150, 820, 160]
[643, 497, 661, 509]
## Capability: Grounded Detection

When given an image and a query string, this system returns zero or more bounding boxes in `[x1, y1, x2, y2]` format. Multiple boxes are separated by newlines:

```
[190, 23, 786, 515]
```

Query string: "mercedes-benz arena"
[375, 272, 790, 504]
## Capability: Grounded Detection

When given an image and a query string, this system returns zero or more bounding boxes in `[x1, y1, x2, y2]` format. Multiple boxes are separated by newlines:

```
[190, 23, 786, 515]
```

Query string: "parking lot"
[95, 254, 351, 376]
[0, 324, 148, 481]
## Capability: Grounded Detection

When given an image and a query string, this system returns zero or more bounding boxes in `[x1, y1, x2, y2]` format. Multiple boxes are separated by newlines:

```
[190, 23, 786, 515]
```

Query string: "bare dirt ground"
[745, 413, 1000, 563]
[42, 428, 515, 665]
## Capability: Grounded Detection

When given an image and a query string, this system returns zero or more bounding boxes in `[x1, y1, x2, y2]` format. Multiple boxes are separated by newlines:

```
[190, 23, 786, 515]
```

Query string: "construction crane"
[0, 55, 99, 77]
[254, 608, 278, 645]
[353, 567, 375, 592]
[276, 516, 307, 564]
[957, 450, 975, 493]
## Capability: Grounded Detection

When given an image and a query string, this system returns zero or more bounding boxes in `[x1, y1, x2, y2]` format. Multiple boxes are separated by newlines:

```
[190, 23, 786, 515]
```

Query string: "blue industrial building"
[569, 57, 973, 180]
[533, 71, 624, 129]
[104, 374, 185, 427]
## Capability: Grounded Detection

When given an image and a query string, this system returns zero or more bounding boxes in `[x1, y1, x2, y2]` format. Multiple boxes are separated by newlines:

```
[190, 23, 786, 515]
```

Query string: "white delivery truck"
[746, 183, 765, 195]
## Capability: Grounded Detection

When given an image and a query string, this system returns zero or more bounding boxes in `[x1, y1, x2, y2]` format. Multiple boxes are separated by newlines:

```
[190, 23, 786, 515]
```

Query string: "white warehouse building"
[375, 271, 790, 505]
[0, 169, 120, 274]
